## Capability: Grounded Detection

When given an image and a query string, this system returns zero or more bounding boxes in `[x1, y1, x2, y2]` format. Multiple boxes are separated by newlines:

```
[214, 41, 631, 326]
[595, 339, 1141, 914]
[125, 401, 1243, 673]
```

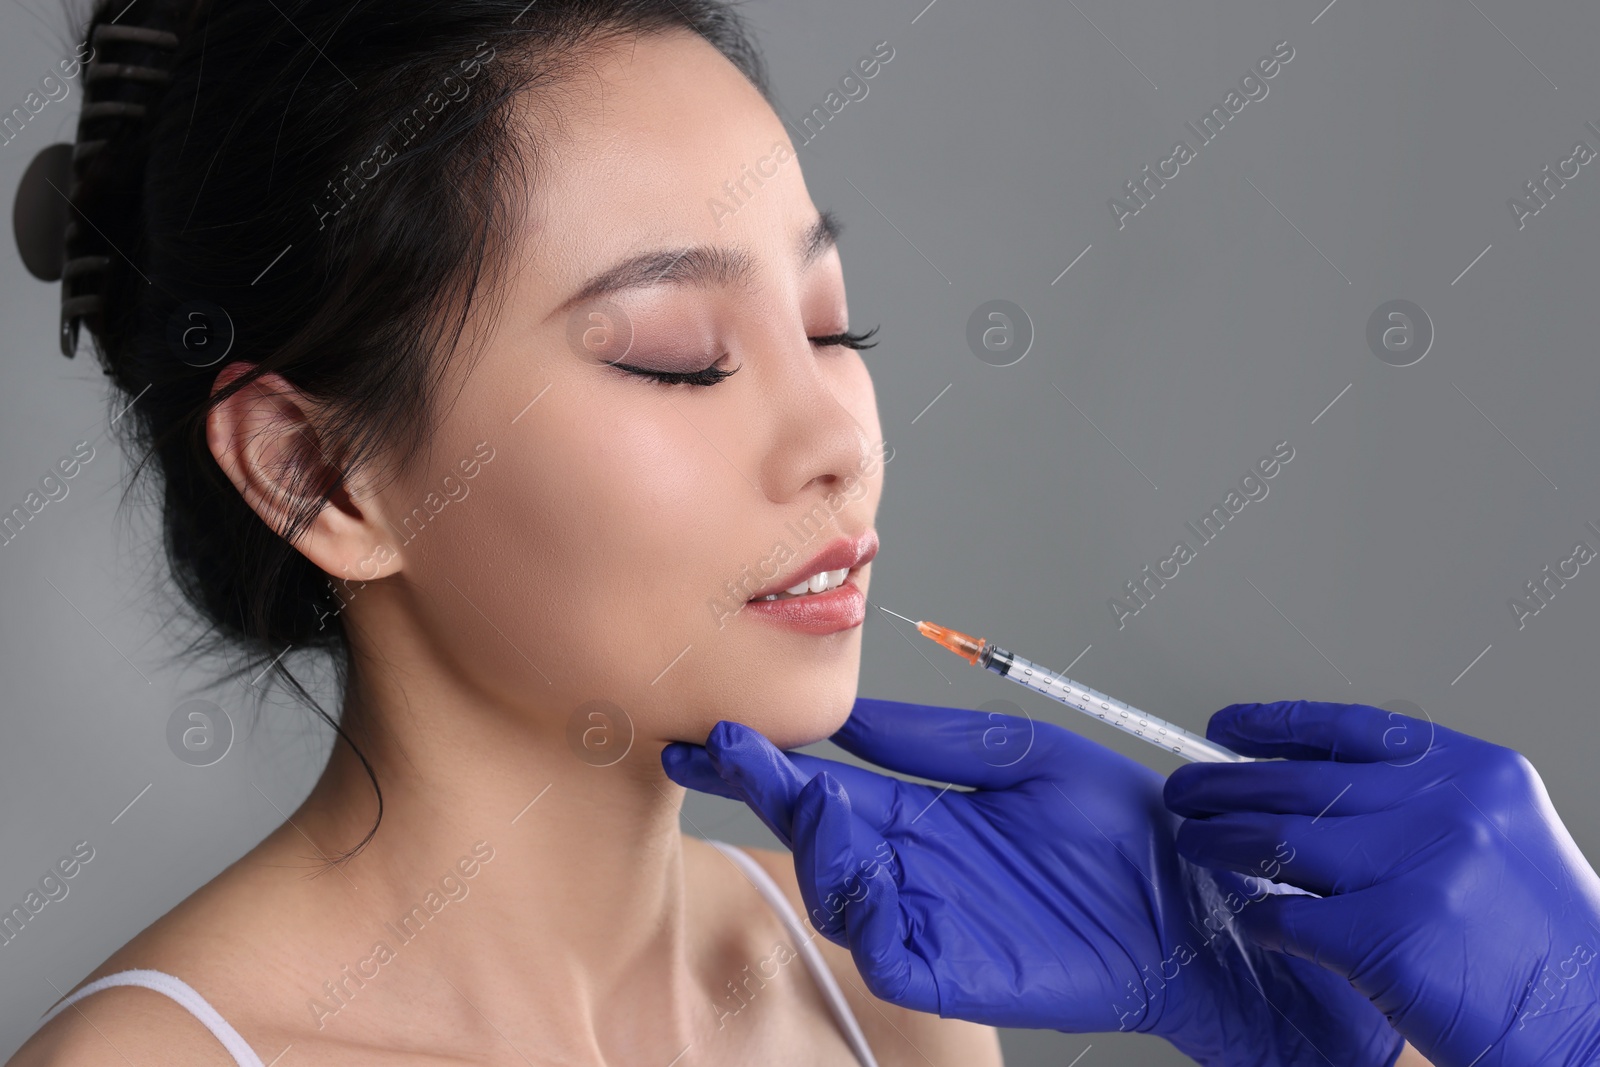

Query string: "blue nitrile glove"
[1165, 700, 1600, 1067]
[662, 697, 1405, 1067]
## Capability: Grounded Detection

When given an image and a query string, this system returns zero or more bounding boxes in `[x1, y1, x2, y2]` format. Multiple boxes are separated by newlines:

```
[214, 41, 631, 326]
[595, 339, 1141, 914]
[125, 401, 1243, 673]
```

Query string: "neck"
[270, 642, 701, 1051]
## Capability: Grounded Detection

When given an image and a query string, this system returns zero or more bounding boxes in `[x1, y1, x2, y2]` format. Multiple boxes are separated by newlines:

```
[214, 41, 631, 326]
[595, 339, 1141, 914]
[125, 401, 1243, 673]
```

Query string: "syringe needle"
[871, 603, 920, 626]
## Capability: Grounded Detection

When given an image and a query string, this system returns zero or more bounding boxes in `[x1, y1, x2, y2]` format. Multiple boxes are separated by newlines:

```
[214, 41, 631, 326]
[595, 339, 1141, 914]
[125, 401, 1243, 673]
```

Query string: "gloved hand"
[1165, 700, 1600, 1067]
[662, 697, 1405, 1067]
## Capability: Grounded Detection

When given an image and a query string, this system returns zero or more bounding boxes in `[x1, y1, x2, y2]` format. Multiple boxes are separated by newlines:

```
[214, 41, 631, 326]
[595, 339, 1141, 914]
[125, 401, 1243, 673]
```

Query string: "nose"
[751, 335, 879, 509]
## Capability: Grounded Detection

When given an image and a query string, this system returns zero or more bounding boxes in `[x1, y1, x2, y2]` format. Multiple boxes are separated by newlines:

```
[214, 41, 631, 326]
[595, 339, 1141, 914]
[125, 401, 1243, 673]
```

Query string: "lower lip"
[742, 575, 865, 635]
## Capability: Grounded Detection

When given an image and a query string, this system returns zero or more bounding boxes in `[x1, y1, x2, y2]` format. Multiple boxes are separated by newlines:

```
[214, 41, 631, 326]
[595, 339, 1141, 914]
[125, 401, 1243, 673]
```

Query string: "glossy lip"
[746, 529, 879, 601]
[741, 577, 866, 635]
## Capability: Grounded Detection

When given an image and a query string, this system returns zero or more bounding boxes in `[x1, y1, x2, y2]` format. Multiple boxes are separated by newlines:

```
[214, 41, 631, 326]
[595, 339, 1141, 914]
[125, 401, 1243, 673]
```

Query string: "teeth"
[759, 567, 850, 601]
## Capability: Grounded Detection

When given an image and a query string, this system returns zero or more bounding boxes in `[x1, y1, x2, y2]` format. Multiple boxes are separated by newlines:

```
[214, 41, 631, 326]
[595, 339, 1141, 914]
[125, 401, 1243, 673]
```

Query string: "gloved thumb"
[832, 697, 1059, 790]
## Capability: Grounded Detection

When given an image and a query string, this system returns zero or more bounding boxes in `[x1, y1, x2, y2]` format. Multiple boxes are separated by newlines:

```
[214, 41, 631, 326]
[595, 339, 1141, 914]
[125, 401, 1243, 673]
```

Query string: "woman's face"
[365, 31, 885, 754]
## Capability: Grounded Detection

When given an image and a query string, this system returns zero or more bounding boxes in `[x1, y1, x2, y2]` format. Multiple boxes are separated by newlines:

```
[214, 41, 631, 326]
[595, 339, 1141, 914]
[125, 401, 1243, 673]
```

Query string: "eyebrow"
[552, 209, 842, 316]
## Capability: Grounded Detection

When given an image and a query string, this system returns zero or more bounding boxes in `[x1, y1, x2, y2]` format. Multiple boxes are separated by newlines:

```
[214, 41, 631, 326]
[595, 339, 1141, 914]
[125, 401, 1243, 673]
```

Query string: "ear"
[205, 364, 403, 583]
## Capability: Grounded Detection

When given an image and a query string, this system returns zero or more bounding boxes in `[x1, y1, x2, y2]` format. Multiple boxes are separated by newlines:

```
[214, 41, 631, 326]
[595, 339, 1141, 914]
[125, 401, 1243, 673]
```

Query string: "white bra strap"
[38, 968, 267, 1067]
[709, 840, 880, 1067]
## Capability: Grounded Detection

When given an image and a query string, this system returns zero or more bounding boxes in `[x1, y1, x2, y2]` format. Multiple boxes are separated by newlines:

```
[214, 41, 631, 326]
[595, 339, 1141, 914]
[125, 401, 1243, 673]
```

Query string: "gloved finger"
[701, 722, 946, 853]
[663, 731, 853, 800]
[790, 771, 850, 944]
[684, 723, 928, 838]
[1164, 758, 1399, 818]
[1206, 701, 1444, 763]
[842, 853, 941, 1015]
[661, 742, 743, 801]
[1175, 811, 1392, 896]
[831, 696, 1100, 789]
[700, 720, 816, 848]
[790, 770, 889, 946]
[780, 751, 936, 831]
[659, 735, 889, 809]
[1231, 885, 1381, 984]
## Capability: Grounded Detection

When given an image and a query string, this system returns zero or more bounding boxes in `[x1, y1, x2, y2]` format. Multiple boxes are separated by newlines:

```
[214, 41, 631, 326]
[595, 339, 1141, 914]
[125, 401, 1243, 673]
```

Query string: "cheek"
[399, 388, 744, 716]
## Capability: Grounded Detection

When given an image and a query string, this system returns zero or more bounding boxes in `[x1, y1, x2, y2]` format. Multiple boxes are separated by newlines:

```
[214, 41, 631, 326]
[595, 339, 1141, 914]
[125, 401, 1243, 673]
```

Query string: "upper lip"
[747, 529, 879, 600]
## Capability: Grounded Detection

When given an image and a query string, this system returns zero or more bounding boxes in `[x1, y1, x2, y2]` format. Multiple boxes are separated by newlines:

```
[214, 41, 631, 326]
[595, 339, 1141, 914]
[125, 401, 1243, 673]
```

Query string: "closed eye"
[811, 326, 879, 351]
[610, 326, 879, 388]
[609, 360, 740, 387]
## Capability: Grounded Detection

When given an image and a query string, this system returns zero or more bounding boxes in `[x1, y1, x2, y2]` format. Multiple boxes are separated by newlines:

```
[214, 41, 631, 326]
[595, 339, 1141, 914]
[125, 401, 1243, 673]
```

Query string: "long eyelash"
[811, 326, 880, 351]
[611, 325, 880, 388]
[611, 360, 741, 387]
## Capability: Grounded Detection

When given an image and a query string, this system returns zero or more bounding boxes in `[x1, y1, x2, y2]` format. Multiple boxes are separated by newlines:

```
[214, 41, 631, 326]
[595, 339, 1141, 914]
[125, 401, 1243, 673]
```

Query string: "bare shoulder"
[6, 983, 241, 1067]
[740, 846, 1003, 1067]
[5, 833, 328, 1067]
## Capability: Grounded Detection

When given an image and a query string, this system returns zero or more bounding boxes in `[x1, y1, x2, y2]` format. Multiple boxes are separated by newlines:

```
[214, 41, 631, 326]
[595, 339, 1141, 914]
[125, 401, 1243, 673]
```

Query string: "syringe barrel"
[981, 647, 1252, 764]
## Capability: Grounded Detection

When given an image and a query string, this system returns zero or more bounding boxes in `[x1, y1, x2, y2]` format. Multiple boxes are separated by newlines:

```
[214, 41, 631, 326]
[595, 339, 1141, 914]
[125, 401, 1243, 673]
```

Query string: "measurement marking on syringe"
[896, 612, 1253, 762]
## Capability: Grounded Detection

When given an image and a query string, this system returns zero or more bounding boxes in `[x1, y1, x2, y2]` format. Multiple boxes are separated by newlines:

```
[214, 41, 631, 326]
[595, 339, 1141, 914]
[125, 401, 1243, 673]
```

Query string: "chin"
[702, 675, 859, 752]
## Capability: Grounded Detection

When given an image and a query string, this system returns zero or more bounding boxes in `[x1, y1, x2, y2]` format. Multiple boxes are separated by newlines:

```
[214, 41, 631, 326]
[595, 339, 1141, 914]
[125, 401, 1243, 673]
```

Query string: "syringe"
[878, 607, 1251, 764]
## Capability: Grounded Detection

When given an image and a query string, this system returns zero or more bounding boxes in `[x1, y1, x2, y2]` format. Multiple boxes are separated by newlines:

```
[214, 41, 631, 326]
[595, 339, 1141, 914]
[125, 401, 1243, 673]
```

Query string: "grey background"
[2, 0, 1597, 1063]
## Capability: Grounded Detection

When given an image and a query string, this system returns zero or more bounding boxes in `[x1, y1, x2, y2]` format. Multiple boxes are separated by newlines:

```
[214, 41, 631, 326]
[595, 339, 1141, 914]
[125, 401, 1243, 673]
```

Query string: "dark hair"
[68, 0, 772, 858]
